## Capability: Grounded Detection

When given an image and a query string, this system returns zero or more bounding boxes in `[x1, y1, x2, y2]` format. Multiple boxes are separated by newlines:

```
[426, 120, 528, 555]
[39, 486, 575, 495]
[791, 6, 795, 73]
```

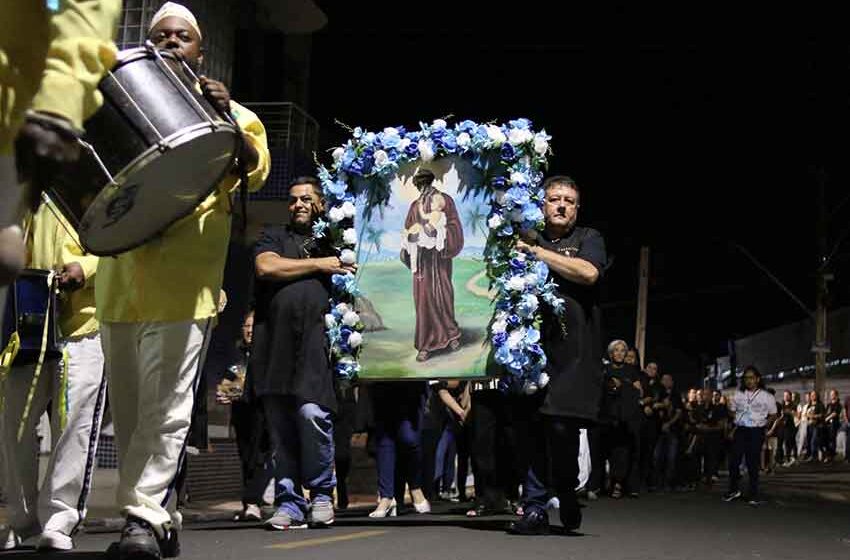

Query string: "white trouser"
[577, 428, 590, 490]
[1, 332, 106, 534]
[39, 333, 107, 535]
[101, 319, 211, 537]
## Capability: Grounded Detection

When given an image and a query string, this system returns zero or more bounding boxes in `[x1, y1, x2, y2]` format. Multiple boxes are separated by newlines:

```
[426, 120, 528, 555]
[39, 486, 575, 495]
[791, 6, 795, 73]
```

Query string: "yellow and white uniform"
[1, 203, 106, 547]
[96, 100, 270, 534]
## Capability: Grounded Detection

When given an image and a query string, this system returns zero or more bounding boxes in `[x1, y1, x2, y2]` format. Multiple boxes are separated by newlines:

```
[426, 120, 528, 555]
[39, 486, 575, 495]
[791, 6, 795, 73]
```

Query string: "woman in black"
[590, 340, 642, 499]
[824, 390, 843, 463]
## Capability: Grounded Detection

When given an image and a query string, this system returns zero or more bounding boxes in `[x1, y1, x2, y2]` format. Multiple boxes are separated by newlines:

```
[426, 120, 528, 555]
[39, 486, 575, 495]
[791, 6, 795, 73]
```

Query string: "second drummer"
[94, 4, 270, 559]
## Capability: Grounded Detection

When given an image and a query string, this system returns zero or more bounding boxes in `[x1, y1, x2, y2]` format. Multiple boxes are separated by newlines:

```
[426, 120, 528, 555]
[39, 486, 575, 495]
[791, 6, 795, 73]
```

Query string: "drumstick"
[40, 192, 86, 255]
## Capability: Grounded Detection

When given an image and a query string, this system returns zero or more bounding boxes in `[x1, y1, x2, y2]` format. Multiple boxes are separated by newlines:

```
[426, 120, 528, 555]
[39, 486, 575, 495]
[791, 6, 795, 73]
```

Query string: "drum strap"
[0, 333, 21, 414]
[57, 347, 70, 432]
[17, 271, 56, 442]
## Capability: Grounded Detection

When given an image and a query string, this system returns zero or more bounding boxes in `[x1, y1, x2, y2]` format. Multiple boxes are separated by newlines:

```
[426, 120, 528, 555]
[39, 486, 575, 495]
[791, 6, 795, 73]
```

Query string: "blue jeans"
[371, 383, 426, 499]
[729, 426, 764, 498]
[652, 432, 679, 489]
[263, 396, 336, 520]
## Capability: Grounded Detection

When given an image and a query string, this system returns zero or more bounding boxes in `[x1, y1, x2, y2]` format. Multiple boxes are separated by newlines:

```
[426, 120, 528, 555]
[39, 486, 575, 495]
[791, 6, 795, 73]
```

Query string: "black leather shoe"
[560, 506, 582, 532]
[117, 517, 161, 560]
[508, 508, 550, 535]
[160, 528, 180, 558]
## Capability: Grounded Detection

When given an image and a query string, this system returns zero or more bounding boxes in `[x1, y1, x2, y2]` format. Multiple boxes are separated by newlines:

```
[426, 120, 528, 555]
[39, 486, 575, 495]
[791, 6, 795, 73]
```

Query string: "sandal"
[611, 484, 624, 499]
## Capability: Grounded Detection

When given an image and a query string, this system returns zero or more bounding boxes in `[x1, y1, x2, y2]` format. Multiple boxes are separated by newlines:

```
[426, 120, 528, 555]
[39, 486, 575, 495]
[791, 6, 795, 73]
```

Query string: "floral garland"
[316, 118, 564, 387]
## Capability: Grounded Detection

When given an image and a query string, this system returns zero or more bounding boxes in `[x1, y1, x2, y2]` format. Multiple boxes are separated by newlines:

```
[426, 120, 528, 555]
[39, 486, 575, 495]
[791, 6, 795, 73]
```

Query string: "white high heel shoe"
[369, 498, 398, 518]
[413, 498, 431, 514]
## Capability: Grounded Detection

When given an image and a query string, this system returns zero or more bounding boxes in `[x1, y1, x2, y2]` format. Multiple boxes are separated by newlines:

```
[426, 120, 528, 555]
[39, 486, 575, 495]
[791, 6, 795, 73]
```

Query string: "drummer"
[94, 3, 270, 559]
[1, 201, 105, 552]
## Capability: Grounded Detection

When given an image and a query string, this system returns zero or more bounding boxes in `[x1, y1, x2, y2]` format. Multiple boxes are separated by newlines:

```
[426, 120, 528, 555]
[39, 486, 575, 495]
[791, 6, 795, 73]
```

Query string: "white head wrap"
[149, 2, 202, 39]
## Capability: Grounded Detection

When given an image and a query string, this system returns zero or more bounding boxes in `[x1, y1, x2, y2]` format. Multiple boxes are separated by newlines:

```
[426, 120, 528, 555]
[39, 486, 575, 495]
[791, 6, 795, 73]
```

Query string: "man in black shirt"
[251, 176, 356, 529]
[651, 374, 683, 491]
[508, 175, 607, 535]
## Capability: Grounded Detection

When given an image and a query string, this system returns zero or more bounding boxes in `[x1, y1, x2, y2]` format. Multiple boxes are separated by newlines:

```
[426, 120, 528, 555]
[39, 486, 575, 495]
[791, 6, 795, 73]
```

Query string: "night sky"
[306, 3, 849, 384]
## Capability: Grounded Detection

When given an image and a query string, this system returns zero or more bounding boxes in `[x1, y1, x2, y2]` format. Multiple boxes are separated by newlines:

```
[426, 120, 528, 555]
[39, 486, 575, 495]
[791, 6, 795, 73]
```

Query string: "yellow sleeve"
[29, 0, 121, 130]
[232, 102, 271, 193]
[61, 229, 98, 287]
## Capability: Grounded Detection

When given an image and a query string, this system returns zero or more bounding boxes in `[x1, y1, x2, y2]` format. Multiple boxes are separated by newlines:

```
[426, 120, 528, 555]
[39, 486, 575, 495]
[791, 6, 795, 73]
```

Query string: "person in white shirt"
[723, 365, 777, 505]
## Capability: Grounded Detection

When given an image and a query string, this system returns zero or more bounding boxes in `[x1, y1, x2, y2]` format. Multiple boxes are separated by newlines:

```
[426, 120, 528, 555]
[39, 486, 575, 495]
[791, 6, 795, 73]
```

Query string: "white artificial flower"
[328, 206, 345, 223]
[488, 214, 504, 229]
[533, 135, 549, 155]
[341, 201, 357, 218]
[492, 319, 507, 334]
[348, 331, 363, 348]
[510, 171, 528, 185]
[432, 119, 447, 129]
[507, 329, 525, 349]
[485, 125, 507, 146]
[537, 372, 550, 389]
[374, 149, 389, 168]
[524, 273, 539, 286]
[384, 127, 399, 136]
[400, 138, 412, 150]
[335, 303, 351, 315]
[342, 311, 360, 327]
[456, 132, 471, 147]
[342, 228, 358, 245]
[509, 128, 534, 146]
[340, 249, 356, 265]
[418, 139, 435, 162]
[364, 132, 377, 144]
[324, 314, 337, 329]
[332, 147, 345, 163]
[507, 276, 526, 292]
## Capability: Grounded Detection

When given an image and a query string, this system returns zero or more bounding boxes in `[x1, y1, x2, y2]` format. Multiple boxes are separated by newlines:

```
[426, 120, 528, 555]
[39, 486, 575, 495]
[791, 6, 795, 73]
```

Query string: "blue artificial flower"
[526, 327, 541, 344]
[501, 142, 517, 162]
[509, 118, 532, 130]
[441, 132, 458, 153]
[332, 273, 360, 296]
[509, 257, 526, 274]
[456, 120, 477, 133]
[404, 142, 419, 158]
[494, 345, 512, 365]
[521, 204, 544, 224]
[528, 343, 544, 356]
[353, 127, 363, 139]
[341, 149, 356, 169]
[496, 223, 514, 237]
[517, 294, 539, 319]
[492, 331, 508, 347]
[507, 314, 521, 328]
[505, 186, 530, 207]
[327, 179, 347, 198]
[312, 219, 328, 239]
[491, 176, 507, 189]
[380, 129, 402, 149]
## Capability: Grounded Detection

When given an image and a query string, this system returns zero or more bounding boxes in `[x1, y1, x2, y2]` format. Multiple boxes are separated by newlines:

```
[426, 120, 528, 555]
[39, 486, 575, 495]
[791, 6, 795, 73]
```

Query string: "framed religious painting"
[316, 119, 563, 384]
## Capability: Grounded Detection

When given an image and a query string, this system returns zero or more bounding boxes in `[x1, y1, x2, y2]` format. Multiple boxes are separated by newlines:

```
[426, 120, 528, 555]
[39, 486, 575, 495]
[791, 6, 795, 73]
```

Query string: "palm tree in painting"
[464, 205, 488, 238]
[358, 225, 385, 273]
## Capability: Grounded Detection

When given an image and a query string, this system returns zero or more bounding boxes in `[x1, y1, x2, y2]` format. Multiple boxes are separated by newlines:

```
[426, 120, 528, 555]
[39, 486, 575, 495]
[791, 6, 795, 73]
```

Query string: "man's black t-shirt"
[249, 225, 337, 413]
[537, 226, 607, 421]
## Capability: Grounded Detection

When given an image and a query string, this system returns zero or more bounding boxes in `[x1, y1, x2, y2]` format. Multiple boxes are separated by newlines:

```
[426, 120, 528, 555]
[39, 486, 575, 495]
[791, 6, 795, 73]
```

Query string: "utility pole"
[635, 246, 650, 368]
[814, 166, 831, 396]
